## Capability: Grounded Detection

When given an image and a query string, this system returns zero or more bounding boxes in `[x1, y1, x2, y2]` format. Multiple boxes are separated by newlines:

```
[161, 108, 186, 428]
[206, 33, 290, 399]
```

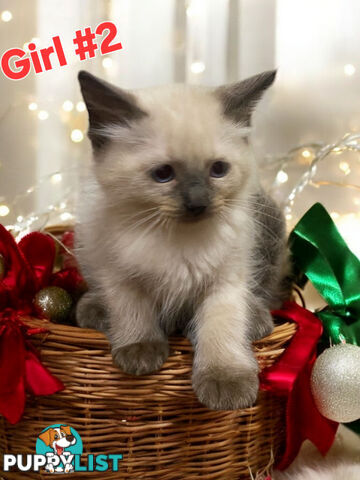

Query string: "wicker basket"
[0, 316, 296, 480]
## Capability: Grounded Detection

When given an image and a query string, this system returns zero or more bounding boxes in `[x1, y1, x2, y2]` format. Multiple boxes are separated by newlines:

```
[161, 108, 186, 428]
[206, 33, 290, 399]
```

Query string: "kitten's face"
[94, 87, 252, 225]
[78, 71, 276, 229]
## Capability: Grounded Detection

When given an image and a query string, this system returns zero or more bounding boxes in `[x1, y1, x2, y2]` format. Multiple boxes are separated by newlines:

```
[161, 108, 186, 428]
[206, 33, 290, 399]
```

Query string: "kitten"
[75, 70, 289, 410]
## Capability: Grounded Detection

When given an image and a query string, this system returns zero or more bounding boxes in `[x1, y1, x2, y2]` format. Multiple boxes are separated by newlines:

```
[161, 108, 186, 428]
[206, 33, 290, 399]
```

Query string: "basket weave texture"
[0, 317, 295, 480]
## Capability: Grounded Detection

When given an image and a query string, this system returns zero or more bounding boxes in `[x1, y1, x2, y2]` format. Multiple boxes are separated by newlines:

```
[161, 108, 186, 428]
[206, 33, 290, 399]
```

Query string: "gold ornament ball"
[0, 254, 5, 281]
[311, 343, 360, 423]
[34, 286, 73, 323]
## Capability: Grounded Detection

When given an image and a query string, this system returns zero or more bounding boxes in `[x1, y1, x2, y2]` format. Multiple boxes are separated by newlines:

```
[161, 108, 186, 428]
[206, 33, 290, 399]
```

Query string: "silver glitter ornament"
[311, 343, 360, 423]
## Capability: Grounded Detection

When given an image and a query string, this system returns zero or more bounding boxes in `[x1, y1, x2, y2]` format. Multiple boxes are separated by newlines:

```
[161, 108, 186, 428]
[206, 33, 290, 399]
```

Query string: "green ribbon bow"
[290, 203, 360, 432]
[290, 203, 360, 346]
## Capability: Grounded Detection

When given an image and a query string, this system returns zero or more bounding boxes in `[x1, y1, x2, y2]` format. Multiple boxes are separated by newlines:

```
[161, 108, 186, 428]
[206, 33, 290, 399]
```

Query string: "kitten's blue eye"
[210, 160, 229, 178]
[151, 164, 175, 183]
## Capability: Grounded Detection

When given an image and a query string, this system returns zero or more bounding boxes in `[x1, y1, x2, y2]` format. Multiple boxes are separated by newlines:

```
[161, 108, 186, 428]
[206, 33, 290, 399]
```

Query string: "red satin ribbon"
[0, 224, 84, 309]
[50, 267, 86, 298]
[0, 225, 84, 424]
[0, 226, 55, 311]
[260, 302, 338, 470]
[0, 309, 64, 424]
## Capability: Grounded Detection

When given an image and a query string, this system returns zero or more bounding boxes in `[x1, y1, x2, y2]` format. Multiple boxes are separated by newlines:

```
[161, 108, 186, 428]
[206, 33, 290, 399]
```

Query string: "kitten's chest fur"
[126, 237, 233, 335]
[119, 229, 226, 298]
[114, 214, 250, 313]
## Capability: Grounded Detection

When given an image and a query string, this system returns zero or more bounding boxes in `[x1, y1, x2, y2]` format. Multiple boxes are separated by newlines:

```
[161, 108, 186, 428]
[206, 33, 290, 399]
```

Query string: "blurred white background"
[0, 0, 360, 255]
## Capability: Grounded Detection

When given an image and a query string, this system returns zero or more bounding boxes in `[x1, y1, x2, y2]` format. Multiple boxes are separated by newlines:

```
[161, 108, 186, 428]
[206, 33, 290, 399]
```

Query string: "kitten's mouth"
[179, 212, 211, 223]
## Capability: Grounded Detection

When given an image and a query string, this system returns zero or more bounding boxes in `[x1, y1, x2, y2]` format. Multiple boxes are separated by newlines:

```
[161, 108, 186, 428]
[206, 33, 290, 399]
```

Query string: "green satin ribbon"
[290, 203, 360, 346]
[290, 203, 360, 432]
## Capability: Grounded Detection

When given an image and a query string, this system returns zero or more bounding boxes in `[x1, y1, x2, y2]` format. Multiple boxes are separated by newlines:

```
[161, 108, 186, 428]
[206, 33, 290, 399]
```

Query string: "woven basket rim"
[23, 316, 297, 352]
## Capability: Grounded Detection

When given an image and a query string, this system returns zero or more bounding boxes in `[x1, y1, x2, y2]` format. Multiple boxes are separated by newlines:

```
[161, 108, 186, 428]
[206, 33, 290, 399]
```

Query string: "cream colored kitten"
[76, 70, 289, 410]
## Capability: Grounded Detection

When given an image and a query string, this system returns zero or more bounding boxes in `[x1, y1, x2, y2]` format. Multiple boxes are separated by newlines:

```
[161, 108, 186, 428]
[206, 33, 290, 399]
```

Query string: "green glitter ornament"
[34, 286, 73, 323]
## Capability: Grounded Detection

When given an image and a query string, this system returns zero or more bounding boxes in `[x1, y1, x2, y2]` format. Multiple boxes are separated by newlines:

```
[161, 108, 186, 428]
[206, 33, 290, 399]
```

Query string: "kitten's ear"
[78, 70, 147, 150]
[216, 70, 276, 126]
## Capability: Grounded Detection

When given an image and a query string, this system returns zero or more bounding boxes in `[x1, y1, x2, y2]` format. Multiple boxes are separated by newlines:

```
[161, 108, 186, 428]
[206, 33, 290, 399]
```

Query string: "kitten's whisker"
[228, 197, 283, 212]
[231, 206, 281, 223]
[224, 200, 283, 222]
[248, 197, 284, 210]
[126, 214, 162, 247]
[116, 207, 159, 220]
[121, 210, 160, 236]
[222, 205, 281, 242]
[251, 218, 281, 242]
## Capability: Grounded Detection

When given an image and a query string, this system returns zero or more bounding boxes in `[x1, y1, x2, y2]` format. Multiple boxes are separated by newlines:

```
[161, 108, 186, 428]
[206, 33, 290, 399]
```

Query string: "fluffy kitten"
[75, 70, 289, 410]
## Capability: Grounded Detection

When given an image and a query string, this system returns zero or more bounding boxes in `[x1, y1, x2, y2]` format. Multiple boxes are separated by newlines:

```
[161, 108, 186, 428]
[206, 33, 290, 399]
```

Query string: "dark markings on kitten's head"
[178, 173, 213, 217]
[216, 70, 276, 126]
[78, 70, 147, 151]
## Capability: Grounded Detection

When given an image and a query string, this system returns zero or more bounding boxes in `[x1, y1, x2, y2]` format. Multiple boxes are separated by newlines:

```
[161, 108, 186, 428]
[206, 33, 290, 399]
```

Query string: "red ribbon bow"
[0, 225, 84, 312]
[0, 309, 64, 424]
[260, 301, 338, 470]
[0, 225, 84, 423]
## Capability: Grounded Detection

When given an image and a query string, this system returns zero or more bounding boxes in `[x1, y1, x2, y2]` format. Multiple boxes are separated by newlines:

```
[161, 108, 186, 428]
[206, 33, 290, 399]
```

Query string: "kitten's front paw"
[248, 308, 274, 342]
[113, 341, 169, 375]
[192, 365, 259, 410]
[76, 292, 109, 332]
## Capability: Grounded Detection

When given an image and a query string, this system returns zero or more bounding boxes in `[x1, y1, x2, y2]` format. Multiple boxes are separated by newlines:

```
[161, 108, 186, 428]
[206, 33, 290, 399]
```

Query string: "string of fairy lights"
[0, 7, 98, 222]
[1, 4, 360, 259]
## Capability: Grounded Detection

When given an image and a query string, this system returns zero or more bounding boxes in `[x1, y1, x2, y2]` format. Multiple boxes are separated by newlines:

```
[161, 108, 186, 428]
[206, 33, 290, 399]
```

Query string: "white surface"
[274, 425, 360, 479]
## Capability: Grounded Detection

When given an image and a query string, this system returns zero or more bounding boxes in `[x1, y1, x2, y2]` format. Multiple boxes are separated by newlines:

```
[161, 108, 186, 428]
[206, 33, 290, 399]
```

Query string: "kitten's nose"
[185, 204, 207, 216]
[182, 181, 210, 216]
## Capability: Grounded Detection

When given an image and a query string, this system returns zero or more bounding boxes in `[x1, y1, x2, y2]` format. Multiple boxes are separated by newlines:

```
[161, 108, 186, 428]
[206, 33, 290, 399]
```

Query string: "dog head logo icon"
[36, 424, 83, 474]
[39, 426, 76, 456]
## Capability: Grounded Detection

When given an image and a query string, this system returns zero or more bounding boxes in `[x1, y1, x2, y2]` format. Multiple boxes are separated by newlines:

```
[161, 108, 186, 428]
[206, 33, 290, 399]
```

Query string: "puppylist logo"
[3, 424, 122, 474]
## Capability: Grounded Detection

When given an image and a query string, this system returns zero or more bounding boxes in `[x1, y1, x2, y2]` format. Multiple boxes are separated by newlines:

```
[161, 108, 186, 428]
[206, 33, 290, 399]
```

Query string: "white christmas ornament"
[311, 343, 360, 423]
